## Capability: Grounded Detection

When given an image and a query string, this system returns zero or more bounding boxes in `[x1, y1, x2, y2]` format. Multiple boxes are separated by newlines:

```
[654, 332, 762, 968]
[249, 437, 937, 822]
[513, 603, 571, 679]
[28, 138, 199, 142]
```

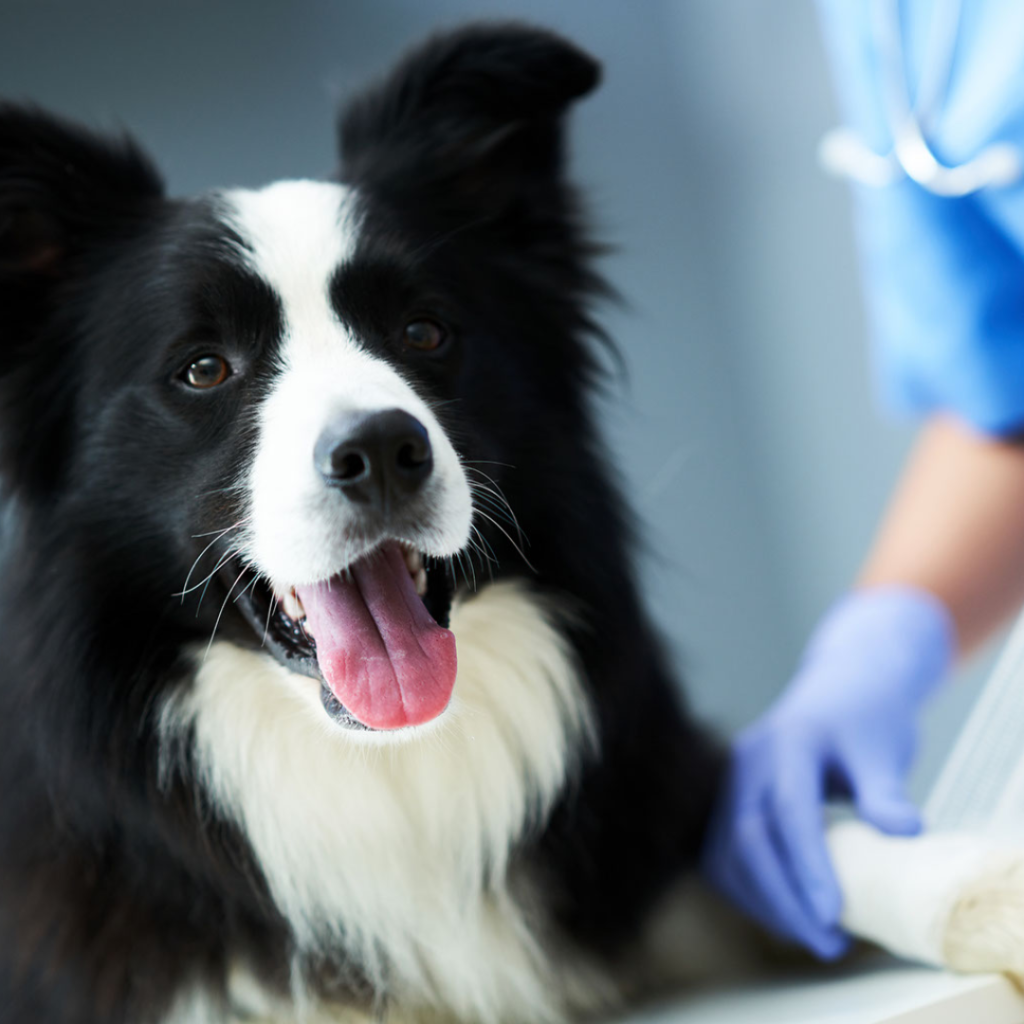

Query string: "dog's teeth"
[414, 568, 427, 597]
[281, 589, 305, 622]
[403, 547, 423, 575]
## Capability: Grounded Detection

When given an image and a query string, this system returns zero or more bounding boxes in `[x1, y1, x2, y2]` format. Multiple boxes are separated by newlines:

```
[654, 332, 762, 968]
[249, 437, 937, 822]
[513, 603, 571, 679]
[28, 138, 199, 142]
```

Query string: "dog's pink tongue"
[295, 545, 456, 730]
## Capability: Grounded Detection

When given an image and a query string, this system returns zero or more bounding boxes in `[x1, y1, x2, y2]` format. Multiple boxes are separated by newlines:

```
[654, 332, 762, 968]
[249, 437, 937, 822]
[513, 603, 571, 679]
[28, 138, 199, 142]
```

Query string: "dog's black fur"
[0, 25, 723, 1023]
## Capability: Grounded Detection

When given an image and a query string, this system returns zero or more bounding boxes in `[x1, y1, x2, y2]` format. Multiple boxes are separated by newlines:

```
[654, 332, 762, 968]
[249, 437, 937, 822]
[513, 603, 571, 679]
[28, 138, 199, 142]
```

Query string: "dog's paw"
[943, 854, 1024, 979]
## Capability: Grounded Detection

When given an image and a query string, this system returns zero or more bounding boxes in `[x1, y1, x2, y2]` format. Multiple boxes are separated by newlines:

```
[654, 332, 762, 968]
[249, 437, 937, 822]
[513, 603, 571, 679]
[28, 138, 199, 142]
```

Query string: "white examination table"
[615, 955, 1024, 1024]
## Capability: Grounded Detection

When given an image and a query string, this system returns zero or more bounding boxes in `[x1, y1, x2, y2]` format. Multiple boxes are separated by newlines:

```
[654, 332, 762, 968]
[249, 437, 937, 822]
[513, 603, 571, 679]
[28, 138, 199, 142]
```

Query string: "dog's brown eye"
[403, 319, 446, 352]
[183, 355, 231, 389]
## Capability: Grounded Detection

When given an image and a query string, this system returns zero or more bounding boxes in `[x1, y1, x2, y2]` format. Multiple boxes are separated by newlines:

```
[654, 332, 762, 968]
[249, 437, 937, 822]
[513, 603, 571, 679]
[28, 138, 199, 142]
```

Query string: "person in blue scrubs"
[703, 0, 1024, 959]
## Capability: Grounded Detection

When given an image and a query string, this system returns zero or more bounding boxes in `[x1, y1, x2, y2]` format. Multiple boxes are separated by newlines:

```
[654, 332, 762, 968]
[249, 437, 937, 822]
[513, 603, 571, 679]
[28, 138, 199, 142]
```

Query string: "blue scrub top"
[819, 0, 1024, 436]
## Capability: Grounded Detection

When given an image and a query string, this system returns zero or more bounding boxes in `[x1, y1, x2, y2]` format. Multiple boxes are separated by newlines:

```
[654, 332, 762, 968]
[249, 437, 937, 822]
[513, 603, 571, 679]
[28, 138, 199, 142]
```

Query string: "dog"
[1, 21, 1022, 1024]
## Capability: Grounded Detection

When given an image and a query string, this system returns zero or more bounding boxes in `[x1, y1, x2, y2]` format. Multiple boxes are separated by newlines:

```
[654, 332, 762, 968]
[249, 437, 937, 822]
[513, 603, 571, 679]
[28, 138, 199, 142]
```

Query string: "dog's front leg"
[827, 819, 1024, 977]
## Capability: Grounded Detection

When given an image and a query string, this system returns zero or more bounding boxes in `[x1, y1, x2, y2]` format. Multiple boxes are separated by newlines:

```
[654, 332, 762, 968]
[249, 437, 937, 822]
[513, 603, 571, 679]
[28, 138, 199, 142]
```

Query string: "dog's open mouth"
[239, 542, 457, 732]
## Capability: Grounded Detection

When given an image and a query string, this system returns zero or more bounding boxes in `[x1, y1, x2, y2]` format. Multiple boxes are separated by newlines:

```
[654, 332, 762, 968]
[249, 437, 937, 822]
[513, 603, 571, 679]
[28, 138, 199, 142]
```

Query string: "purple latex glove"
[702, 586, 954, 959]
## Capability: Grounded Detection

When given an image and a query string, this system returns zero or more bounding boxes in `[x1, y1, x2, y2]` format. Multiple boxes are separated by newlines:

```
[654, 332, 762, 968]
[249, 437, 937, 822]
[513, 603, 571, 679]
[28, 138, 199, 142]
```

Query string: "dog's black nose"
[314, 409, 433, 513]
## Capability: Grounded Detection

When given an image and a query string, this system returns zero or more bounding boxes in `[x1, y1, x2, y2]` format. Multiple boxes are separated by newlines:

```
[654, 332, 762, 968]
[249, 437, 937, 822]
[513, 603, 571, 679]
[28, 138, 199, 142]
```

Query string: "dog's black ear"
[0, 104, 163, 279]
[338, 24, 600, 217]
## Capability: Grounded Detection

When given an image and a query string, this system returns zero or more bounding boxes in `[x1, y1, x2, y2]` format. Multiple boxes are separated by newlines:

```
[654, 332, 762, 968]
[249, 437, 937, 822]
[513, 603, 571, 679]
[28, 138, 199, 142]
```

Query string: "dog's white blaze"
[161, 582, 594, 1023]
[221, 181, 472, 586]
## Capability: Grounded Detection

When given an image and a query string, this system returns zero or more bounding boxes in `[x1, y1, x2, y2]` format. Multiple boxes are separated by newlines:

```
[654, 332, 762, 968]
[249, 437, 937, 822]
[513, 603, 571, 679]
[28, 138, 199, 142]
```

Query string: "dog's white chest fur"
[161, 582, 593, 1023]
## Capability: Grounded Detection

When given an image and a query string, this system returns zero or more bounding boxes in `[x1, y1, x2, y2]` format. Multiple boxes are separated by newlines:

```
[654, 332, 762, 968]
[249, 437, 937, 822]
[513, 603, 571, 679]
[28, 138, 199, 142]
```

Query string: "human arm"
[703, 413, 1024, 957]
[859, 413, 1024, 655]
[706, 0, 1024, 960]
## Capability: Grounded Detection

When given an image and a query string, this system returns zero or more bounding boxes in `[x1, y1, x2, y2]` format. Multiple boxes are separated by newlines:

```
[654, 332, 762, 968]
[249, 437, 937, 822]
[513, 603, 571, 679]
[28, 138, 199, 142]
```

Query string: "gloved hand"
[702, 586, 955, 959]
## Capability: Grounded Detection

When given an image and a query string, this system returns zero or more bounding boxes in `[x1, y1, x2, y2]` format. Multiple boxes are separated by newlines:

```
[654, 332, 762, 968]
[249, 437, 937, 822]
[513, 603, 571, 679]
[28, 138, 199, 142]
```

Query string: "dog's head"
[0, 26, 602, 737]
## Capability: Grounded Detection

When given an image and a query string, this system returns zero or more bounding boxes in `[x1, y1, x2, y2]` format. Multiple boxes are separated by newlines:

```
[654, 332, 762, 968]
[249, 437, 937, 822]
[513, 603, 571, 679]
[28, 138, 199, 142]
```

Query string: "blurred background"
[0, 0, 995, 796]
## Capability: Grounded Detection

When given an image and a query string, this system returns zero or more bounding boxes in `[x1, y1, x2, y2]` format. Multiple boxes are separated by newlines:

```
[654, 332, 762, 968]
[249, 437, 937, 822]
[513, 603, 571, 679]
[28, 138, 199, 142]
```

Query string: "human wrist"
[793, 585, 955, 706]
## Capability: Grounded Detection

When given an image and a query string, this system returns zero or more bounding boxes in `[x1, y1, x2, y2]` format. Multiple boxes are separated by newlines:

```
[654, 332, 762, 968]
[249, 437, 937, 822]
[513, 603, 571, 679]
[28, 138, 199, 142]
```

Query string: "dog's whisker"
[449, 550, 469, 592]
[468, 480, 522, 529]
[233, 572, 261, 605]
[465, 533, 496, 585]
[460, 547, 478, 592]
[469, 489, 519, 531]
[180, 548, 239, 608]
[190, 521, 244, 540]
[468, 485, 531, 558]
[261, 593, 280, 648]
[466, 522, 499, 566]
[177, 522, 243, 600]
[204, 566, 250, 662]
[193, 482, 249, 500]
[466, 528, 498, 568]
[195, 547, 243, 617]
[471, 508, 537, 573]
[475, 532, 499, 569]
[465, 471, 529, 547]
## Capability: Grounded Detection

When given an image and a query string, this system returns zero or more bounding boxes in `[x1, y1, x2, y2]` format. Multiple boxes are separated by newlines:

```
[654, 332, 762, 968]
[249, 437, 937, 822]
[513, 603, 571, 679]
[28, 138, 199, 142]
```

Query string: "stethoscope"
[819, 0, 1022, 197]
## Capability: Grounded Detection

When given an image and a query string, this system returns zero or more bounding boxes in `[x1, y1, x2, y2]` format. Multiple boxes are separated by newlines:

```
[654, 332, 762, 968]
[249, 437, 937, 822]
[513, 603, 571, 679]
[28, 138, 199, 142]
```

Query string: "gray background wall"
[0, 0, 993, 796]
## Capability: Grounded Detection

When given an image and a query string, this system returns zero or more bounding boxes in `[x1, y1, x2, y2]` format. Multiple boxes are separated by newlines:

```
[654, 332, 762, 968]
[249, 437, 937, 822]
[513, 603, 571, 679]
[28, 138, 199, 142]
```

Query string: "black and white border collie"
[0, 25, 724, 1024]
[1, 21, 1022, 1024]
